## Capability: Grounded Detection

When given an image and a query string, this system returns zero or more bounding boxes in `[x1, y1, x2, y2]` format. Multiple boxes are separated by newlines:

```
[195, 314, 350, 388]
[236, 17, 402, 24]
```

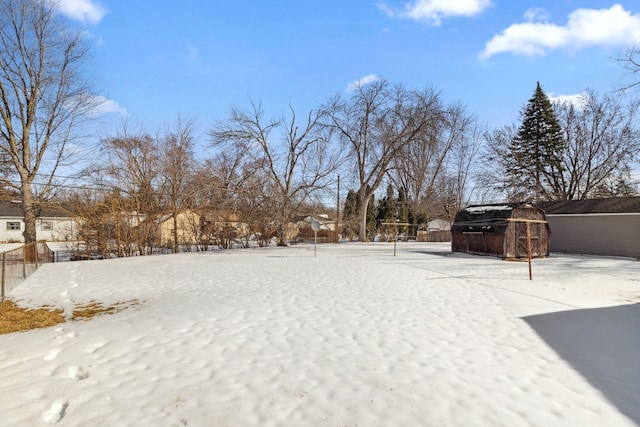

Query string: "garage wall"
[546, 214, 640, 258]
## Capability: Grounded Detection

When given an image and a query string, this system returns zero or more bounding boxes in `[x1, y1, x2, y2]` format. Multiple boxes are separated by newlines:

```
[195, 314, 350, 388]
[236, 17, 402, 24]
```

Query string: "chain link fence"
[1, 242, 54, 301]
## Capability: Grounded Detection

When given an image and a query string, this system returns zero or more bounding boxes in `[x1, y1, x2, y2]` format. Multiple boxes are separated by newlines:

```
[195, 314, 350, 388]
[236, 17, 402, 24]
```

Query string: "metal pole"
[336, 175, 340, 242]
[527, 221, 532, 280]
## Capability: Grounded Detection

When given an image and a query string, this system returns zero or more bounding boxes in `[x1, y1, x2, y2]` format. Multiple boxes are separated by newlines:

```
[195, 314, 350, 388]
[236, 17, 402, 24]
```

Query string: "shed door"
[515, 222, 541, 258]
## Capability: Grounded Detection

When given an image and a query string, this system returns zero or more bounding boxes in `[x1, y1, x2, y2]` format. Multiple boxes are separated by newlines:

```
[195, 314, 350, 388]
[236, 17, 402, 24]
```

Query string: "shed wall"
[503, 207, 550, 258]
[546, 214, 640, 258]
[451, 232, 505, 257]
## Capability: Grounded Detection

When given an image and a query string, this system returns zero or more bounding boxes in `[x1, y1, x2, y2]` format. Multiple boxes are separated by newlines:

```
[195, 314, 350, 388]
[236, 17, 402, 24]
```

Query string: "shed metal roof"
[452, 202, 537, 233]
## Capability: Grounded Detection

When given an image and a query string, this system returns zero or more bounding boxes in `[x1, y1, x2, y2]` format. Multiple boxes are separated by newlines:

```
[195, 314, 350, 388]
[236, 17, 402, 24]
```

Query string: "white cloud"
[91, 97, 127, 117]
[548, 92, 587, 107]
[523, 8, 548, 23]
[346, 74, 381, 92]
[481, 4, 640, 59]
[379, 0, 492, 26]
[57, 0, 107, 25]
[80, 30, 104, 47]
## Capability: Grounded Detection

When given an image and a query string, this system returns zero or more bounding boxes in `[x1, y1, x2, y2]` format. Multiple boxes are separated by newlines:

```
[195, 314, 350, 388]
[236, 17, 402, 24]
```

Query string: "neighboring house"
[451, 202, 550, 259]
[294, 214, 337, 242]
[418, 219, 452, 242]
[296, 214, 336, 232]
[427, 219, 451, 232]
[537, 197, 640, 259]
[155, 210, 201, 248]
[0, 201, 78, 243]
[201, 211, 249, 237]
[120, 211, 147, 227]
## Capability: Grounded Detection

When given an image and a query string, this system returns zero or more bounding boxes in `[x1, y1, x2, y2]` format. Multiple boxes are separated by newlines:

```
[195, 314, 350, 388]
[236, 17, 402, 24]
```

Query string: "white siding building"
[0, 201, 78, 243]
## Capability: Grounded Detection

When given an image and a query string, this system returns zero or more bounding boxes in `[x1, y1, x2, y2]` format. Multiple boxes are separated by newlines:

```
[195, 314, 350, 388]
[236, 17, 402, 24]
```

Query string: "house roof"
[155, 209, 199, 224]
[537, 197, 640, 215]
[0, 200, 71, 218]
[201, 211, 241, 222]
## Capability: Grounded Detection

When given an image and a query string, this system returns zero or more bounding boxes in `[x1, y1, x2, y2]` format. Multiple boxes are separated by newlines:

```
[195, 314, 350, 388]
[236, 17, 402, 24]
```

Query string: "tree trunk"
[358, 191, 371, 242]
[21, 187, 37, 244]
[136, 207, 143, 256]
[277, 204, 288, 246]
[172, 214, 179, 253]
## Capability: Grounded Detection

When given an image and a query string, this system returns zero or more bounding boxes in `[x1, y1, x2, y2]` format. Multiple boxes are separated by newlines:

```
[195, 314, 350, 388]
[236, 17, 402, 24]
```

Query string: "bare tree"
[617, 43, 640, 93]
[61, 187, 107, 259]
[209, 100, 338, 245]
[0, 0, 99, 242]
[323, 79, 439, 241]
[157, 118, 196, 253]
[480, 125, 523, 202]
[552, 90, 640, 199]
[390, 102, 478, 225]
[438, 115, 483, 220]
[99, 124, 160, 255]
[190, 150, 267, 248]
[236, 170, 280, 247]
[192, 145, 254, 212]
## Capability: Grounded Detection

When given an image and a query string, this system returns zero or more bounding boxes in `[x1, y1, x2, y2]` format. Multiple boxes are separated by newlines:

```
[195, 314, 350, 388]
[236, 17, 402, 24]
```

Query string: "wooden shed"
[451, 202, 550, 259]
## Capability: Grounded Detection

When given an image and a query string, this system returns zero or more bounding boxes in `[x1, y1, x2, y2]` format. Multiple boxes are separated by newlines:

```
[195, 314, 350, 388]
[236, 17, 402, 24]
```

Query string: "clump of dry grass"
[72, 300, 139, 321]
[0, 300, 65, 334]
[0, 299, 141, 335]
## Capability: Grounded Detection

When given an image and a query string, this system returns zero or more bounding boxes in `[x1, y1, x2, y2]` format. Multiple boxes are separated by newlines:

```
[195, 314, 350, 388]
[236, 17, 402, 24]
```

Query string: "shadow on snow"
[523, 303, 640, 425]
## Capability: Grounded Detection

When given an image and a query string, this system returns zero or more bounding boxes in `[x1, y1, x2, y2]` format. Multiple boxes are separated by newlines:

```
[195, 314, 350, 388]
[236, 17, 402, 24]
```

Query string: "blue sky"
[59, 0, 640, 146]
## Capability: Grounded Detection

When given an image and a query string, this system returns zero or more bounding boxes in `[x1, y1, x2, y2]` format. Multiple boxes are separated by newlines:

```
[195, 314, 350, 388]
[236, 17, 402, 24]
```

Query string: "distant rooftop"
[537, 197, 640, 215]
[0, 200, 71, 218]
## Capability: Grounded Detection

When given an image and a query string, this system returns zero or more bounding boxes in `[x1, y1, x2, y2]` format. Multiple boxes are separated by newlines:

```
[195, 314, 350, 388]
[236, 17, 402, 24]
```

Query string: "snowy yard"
[1, 242, 639, 426]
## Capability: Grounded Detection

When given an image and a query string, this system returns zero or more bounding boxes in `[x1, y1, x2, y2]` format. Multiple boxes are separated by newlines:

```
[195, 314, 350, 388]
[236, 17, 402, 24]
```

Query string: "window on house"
[41, 221, 53, 231]
[6, 222, 21, 231]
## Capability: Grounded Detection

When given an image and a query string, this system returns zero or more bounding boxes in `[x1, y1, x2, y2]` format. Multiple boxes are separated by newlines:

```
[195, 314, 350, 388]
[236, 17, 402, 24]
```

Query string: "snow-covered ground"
[1, 242, 639, 426]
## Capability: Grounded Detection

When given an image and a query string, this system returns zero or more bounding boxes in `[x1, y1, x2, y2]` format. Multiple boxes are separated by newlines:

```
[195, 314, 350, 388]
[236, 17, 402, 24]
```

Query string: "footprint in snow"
[56, 331, 78, 341]
[68, 365, 90, 380]
[42, 400, 69, 424]
[43, 349, 61, 361]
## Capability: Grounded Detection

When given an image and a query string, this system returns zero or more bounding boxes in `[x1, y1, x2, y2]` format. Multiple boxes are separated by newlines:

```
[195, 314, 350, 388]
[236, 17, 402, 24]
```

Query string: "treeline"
[482, 83, 640, 202]
[36, 80, 640, 251]
[46, 80, 481, 249]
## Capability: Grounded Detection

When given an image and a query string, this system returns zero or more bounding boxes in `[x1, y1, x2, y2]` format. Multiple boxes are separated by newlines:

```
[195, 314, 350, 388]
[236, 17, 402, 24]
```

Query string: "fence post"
[22, 245, 26, 279]
[1, 252, 6, 301]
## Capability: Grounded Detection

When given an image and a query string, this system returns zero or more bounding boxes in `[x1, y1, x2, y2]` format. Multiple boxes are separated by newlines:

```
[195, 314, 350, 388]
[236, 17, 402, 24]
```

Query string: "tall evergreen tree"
[397, 187, 410, 234]
[508, 82, 564, 201]
[365, 188, 376, 240]
[376, 184, 397, 224]
[342, 187, 376, 240]
[342, 189, 359, 240]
